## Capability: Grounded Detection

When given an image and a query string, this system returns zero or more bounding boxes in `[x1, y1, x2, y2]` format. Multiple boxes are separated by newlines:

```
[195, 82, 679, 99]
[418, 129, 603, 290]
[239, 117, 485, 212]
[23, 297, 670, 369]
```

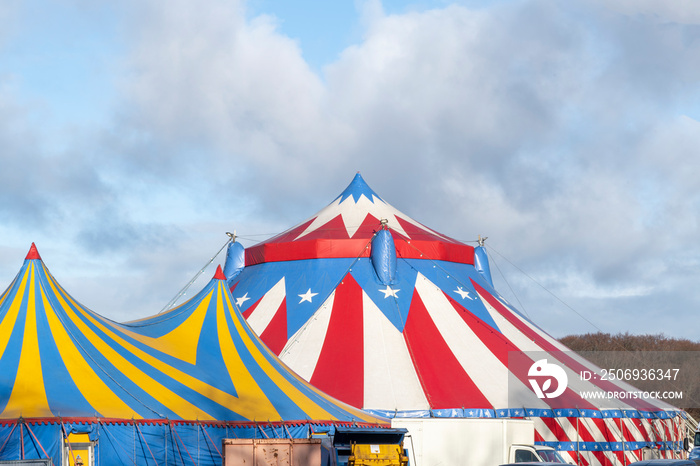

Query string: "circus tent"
[226, 173, 687, 466]
[0, 243, 384, 465]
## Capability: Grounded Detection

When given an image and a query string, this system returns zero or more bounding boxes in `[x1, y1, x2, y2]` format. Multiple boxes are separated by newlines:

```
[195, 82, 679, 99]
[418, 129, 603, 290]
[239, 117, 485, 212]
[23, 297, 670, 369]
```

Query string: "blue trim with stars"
[537, 441, 683, 452]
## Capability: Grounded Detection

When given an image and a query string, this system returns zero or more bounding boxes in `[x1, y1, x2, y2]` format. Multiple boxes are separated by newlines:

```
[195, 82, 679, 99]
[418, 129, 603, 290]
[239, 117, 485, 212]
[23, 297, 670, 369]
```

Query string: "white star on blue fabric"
[454, 287, 472, 299]
[298, 288, 318, 304]
[379, 285, 400, 298]
[235, 292, 251, 307]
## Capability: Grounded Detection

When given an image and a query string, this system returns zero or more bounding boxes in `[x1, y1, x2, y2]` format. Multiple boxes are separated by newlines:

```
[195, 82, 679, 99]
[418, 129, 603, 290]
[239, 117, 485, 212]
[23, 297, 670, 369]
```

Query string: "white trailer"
[391, 418, 548, 466]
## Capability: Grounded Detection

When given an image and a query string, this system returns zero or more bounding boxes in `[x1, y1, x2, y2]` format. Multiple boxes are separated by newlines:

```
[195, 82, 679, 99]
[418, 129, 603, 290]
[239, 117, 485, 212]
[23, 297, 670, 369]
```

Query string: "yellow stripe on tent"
[221, 286, 340, 421]
[58, 283, 281, 421]
[45, 275, 216, 421]
[0, 275, 16, 304]
[2, 264, 51, 418]
[41, 284, 141, 418]
[222, 286, 381, 423]
[215, 285, 281, 421]
[0, 268, 28, 366]
[100, 297, 209, 365]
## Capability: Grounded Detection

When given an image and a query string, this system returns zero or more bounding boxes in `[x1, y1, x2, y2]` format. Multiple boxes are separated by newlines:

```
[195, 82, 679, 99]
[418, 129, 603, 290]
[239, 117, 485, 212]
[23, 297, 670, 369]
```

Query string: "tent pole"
[62, 421, 77, 466]
[98, 420, 137, 465]
[283, 423, 293, 439]
[24, 423, 50, 460]
[134, 422, 159, 466]
[576, 411, 581, 464]
[199, 423, 222, 459]
[0, 423, 17, 456]
[20, 421, 24, 460]
[620, 415, 626, 466]
[170, 422, 186, 466]
[172, 424, 197, 466]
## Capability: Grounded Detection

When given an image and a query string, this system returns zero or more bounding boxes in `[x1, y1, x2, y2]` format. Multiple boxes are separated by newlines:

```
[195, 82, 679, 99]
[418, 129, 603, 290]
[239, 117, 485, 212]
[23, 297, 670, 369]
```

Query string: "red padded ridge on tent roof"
[244, 236, 474, 265]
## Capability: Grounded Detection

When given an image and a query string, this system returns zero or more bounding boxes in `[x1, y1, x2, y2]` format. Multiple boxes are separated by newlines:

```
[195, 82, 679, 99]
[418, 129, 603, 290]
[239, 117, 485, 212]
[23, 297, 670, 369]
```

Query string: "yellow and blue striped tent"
[0, 244, 385, 465]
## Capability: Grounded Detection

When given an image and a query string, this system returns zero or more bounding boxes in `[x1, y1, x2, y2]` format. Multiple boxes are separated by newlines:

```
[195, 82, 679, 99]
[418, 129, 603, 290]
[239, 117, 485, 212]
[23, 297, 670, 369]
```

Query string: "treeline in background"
[560, 332, 700, 421]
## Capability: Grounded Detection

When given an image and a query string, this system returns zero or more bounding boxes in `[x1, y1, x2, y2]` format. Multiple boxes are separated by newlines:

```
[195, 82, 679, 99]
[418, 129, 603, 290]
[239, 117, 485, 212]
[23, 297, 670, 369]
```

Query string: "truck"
[219, 421, 566, 466]
[222, 426, 409, 466]
[390, 418, 567, 466]
[689, 427, 700, 463]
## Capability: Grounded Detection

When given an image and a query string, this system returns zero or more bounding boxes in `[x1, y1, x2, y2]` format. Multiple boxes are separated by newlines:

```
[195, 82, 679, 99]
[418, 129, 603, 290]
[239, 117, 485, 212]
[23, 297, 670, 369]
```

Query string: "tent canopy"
[227, 173, 685, 466]
[245, 172, 474, 266]
[231, 173, 672, 414]
[0, 243, 383, 425]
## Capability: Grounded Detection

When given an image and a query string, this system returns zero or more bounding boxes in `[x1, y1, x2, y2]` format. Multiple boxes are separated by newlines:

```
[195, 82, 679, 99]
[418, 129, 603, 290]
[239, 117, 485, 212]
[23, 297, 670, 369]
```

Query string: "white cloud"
[118, 0, 330, 180]
[106, 0, 700, 334]
[594, 0, 700, 25]
[3, 0, 700, 337]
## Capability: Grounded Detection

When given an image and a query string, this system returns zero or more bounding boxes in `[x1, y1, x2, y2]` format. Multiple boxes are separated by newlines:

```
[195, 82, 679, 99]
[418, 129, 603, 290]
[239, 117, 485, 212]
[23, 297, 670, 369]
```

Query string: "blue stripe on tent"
[181, 294, 240, 393]
[495, 409, 529, 418]
[406, 259, 501, 332]
[0, 272, 23, 321]
[537, 441, 684, 452]
[55, 421, 315, 466]
[0, 295, 28, 414]
[51, 308, 216, 420]
[601, 409, 624, 418]
[229, 263, 287, 313]
[350, 259, 415, 332]
[231, 258, 370, 338]
[233, 256, 504, 336]
[235, 306, 369, 422]
[35, 295, 96, 417]
[334, 173, 384, 204]
[221, 305, 308, 421]
[120, 304, 198, 337]
[113, 283, 243, 405]
[119, 280, 221, 338]
[36, 275, 173, 419]
[233, 301, 376, 422]
[2, 422, 62, 464]
[282, 258, 355, 338]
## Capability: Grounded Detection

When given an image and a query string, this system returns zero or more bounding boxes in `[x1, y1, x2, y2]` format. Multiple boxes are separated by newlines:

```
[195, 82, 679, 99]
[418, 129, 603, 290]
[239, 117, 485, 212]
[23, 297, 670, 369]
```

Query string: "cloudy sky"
[1, 0, 699, 340]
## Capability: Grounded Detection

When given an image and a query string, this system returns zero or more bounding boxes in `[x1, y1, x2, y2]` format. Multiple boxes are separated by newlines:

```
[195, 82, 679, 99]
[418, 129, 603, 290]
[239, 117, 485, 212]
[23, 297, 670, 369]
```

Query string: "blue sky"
[248, 0, 362, 70]
[2, 0, 700, 341]
[247, 1, 492, 70]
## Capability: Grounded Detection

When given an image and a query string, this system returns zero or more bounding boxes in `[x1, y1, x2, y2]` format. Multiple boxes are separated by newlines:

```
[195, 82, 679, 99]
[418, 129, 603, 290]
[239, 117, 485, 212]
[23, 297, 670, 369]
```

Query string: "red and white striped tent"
[226, 173, 686, 466]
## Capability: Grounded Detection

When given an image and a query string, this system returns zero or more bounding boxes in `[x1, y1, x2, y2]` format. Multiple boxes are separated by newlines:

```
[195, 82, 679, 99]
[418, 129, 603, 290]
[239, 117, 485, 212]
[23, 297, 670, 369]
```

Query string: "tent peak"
[213, 264, 226, 280]
[25, 243, 41, 260]
[335, 172, 382, 204]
